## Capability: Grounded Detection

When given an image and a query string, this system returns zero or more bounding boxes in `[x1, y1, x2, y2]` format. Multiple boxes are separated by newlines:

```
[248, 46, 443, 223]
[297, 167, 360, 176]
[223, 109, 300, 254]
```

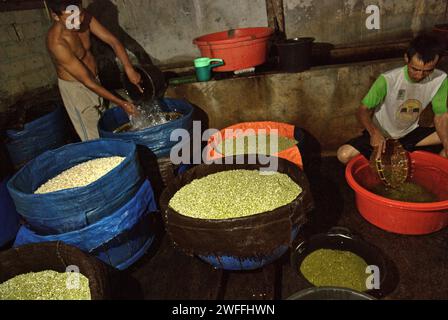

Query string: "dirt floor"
[110, 157, 448, 300]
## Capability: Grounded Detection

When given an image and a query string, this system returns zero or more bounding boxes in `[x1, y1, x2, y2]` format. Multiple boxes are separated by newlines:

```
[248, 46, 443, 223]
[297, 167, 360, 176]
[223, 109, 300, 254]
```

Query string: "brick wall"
[0, 9, 57, 112]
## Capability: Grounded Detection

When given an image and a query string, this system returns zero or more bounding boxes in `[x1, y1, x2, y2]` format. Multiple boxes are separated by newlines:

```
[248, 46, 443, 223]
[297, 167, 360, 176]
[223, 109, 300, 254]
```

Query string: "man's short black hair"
[47, 0, 82, 15]
[406, 34, 445, 64]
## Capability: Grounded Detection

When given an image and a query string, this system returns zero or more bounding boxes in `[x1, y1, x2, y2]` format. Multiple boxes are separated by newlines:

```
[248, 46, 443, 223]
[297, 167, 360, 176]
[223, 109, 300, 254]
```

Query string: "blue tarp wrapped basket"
[6, 105, 69, 169]
[7, 139, 144, 235]
[0, 178, 20, 247]
[14, 180, 157, 270]
[98, 98, 194, 158]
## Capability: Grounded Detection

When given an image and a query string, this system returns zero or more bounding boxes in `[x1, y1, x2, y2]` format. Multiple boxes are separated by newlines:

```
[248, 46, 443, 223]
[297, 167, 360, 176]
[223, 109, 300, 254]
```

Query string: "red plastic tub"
[346, 151, 448, 235]
[193, 27, 274, 72]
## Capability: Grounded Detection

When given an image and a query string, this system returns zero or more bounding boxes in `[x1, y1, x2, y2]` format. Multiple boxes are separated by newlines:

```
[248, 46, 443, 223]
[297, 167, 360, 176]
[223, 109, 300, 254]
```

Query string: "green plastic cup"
[194, 58, 224, 82]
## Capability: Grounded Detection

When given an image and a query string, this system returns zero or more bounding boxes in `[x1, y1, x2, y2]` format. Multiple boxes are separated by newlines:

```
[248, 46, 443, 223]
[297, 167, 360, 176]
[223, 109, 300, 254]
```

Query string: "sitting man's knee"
[337, 145, 356, 164]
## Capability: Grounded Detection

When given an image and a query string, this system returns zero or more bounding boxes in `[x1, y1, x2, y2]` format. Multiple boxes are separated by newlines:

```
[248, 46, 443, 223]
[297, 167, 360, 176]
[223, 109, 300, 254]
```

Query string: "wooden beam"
[266, 0, 285, 33]
[0, 0, 45, 12]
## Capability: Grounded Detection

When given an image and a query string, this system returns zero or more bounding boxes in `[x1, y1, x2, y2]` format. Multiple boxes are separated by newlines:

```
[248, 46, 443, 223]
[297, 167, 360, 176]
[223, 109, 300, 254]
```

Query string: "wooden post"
[266, 0, 285, 34]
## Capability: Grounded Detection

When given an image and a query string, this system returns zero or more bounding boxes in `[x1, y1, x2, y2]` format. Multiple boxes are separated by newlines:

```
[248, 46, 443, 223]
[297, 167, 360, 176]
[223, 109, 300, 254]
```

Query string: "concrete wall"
[85, 0, 269, 66]
[85, 0, 448, 67]
[0, 9, 56, 111]
[284, 0, 448, 45]
[166, 58, 406, 154]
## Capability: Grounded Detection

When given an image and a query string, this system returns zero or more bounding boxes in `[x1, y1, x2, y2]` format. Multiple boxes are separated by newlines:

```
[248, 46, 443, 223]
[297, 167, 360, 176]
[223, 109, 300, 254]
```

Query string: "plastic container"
[206, 121, 305, 170]
[193, 27, 274, 72]
[6, 105, 69, 169]
[14, 180, 158, 270]
[194, 58, 224, 82]
[160, 156, 314, 271]
[276, 37, 315, 73]
[291, 227, 393, 299]
[7, 139, 143, 235]
[287, 287, 376, 300]
[98, 98, 194, 158]
[346, 151, 448, 235]
[199, 226, 300, 270]
[0, 177, 20, 247]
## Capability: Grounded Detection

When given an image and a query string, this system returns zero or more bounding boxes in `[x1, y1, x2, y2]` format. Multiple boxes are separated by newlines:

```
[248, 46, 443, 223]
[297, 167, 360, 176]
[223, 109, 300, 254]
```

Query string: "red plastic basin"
[346, 151, 448, 235]
[193, 27, 274, 72]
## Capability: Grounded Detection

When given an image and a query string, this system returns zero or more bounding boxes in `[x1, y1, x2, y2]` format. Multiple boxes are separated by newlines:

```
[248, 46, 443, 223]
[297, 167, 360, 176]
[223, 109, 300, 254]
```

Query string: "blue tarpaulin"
[0, 178, 20, 247]
[6, 106, 69, 168]
[98, 98, 194, 158]
[14, 180, 157, 270]
[7, 139, 143, 235]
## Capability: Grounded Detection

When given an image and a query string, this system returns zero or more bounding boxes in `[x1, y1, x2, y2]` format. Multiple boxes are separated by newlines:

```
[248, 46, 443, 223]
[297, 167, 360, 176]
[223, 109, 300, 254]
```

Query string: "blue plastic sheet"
[14, 180, 157, 270]
[0, 178, 20, 247]
[6, 106, 69, 168]
[98, 98, 194, 158]
[199, 226, 299, 271]
[7, 139, 143, 235]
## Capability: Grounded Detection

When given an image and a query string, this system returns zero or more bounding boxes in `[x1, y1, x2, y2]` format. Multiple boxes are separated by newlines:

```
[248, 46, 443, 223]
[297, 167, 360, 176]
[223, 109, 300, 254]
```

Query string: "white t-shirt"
[373, 67, 446, 138]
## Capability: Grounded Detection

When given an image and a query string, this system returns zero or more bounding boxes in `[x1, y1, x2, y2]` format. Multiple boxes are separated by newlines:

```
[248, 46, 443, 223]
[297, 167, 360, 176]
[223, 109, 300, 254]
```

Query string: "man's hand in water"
[120, 101, 137, 116]
[370, 130, 386, 160]
[125, 66, 144, 93]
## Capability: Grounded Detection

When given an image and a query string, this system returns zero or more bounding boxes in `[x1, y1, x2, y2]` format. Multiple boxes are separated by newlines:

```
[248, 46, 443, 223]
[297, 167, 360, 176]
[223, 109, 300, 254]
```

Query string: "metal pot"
[287, 287, 376, 300]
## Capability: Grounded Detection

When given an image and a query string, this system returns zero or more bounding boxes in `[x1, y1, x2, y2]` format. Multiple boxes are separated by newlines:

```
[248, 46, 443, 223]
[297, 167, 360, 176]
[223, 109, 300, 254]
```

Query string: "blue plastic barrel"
[7, 139, 143, 235]
[98, 98, 194, 158]
[14, 180, 157, 270]
[6, 106, 69, 168]
[0, 178, 20, 247]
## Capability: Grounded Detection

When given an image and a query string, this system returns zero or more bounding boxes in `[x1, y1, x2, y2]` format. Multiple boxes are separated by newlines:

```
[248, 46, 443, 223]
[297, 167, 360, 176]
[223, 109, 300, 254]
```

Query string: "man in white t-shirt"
[338, 35, 448, 164]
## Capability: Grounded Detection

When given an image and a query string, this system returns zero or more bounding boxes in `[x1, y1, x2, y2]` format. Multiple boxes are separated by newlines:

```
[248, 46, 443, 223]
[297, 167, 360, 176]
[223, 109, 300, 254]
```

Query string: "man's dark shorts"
[346, 127, 442, 159]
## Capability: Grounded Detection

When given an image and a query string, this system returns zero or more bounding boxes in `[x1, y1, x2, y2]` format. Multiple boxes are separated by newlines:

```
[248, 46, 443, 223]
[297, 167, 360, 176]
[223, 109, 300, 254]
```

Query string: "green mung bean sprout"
[169, 170, 302, 220]
[216, 134, 298, 156]
[300, 249, 369, 292]
[0, 271, 91, 300]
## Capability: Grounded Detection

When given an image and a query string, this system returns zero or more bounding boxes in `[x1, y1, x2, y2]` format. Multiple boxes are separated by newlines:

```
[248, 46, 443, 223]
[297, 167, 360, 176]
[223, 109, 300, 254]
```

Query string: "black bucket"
[276, 37, 315, 73]
[291, 227, 398, 299]
[123, 64, 168, 103]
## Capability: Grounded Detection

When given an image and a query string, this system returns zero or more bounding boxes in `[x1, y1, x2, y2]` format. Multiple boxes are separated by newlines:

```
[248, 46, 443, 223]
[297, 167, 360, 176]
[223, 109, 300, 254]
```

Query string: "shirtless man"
[46, 0, 142, 141]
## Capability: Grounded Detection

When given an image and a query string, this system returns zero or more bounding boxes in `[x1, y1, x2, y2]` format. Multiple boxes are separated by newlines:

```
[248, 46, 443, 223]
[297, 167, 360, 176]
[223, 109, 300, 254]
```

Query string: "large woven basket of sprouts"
[7, 139, 143, 235]
[160, 156, 314, 265]
[0, 242, 111, 300]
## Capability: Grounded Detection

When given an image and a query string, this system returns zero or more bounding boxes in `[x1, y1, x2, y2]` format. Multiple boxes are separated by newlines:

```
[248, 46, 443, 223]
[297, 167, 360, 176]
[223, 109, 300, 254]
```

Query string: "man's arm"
[357, 105, 386, 158]
[434, 113, 448, 158]
[89, 17, 143, 91]
[432, 78, 448, 157]
[358, 75, 388, 159]
[49, 42, 135, 115]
